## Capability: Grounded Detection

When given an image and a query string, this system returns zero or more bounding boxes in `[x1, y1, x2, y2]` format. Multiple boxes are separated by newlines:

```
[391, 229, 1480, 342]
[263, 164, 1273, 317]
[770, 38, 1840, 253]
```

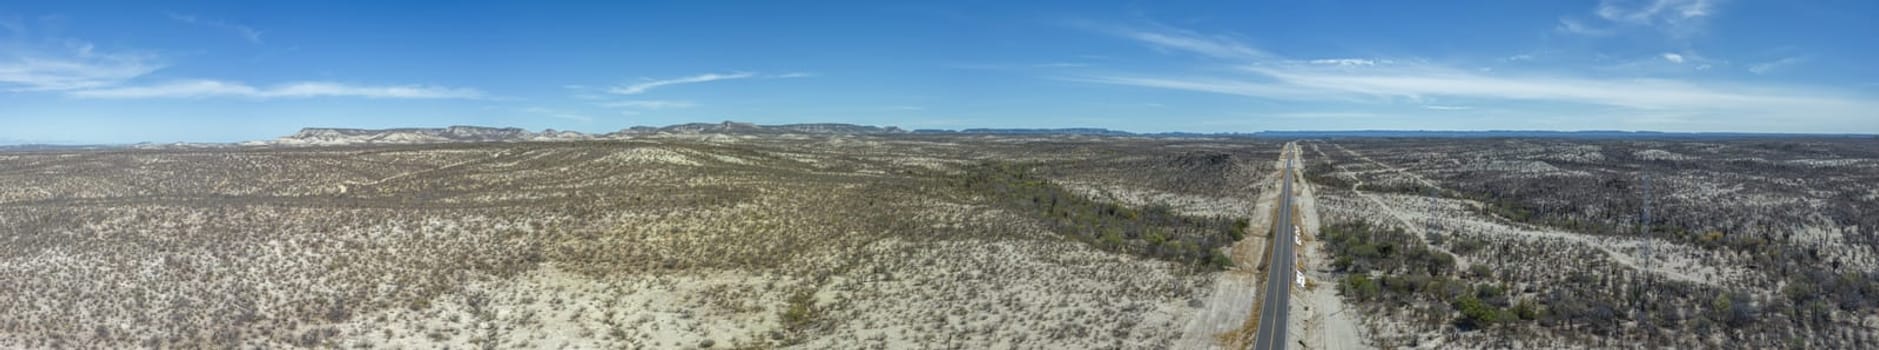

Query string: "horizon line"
[4, 122, 1874, 147]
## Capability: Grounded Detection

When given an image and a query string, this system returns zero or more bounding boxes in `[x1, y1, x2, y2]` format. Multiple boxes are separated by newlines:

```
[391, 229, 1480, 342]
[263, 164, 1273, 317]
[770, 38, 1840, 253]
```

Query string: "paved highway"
[1252, 143, 1298, 350]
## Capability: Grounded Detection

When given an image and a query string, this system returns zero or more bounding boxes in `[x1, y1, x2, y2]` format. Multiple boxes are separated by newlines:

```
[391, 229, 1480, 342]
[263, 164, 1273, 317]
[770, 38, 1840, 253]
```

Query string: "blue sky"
[1, 0, 1875, 144]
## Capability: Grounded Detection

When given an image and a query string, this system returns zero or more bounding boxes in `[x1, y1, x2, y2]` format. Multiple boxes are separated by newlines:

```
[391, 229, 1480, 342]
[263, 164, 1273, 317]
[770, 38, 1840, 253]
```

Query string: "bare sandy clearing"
[1289, 147, 1373, 350]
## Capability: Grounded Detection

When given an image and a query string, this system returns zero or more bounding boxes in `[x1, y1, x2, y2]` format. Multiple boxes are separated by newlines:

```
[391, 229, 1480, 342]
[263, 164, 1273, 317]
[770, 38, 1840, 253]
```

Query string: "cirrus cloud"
[598, 100, 695, 109]
[1065, 23, 1878, 132]
[0, 40, 162, 91]
[68, 80, 485, 99]
[1079, 21, 1268, 60]
[166, 12, 263, 44]
[1561, 0, 1720, 38]
[607, 71, 810, 95]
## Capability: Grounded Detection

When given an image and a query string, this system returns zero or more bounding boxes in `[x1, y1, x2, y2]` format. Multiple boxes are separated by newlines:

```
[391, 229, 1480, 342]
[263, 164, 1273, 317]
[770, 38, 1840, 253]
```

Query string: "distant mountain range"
[260, 123, 1264, 146]
[0, 144, 122, 151]
[630, 122, 905, 135]
[912, 128, 1140, 136]
[259, 124, 1870, 146]
[273, 126, 570, 146]
[261, 122, 911, 146]
[3, 122, 1870, 150]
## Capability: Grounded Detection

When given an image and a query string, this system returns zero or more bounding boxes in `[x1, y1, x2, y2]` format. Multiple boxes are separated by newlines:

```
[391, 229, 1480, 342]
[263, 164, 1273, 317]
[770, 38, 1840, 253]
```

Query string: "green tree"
[1343, 274, 1380, 301]
[1453, 294, 1502, 330]
[1512, 298, 1542, 321]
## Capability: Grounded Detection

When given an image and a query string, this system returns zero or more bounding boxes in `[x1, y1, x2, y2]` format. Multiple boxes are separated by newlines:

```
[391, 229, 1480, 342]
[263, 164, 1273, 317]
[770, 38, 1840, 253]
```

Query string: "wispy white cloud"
[1748, 56, 1805, 75]
[1596, 51, 1720, 75]
[1061, 74, 1330, 101]
[1236, 64, 1859, 111]
[607, 71, 808, 95]
[1310, 58, 1379, 67]
[0, 40, 162, 91]
[3, 15, 487, 102]
[1566, 0, 1718, 38]
[1085, 23, 1268, 60]
[1269, 112, 1389, 120]
[1068, 23, 1876, 130]
[69, 80, 484, 99]
[1596, 0, 1715, 24]
[597, 100, 695, 109]
[1089, 60, 1863, 114]
[947, 62, 1097, 71]
[1555, 18, 1616, 36]
[166, 12, 263, 44]
[609, 72, 756, 95]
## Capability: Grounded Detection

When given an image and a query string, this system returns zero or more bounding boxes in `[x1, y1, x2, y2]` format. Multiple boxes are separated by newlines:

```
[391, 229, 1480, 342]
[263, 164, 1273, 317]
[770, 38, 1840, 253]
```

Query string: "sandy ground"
[1320, 143, 1474, 271]
[1365, 192, 1750, 287]
[1323, 142, 1748, 287]
[1172, 150, 1280, 350]
[319, 235, 1213, 349]
[1289, 144, 1374, 350]
[321, 265, 790, 349]
[1061, 181, 1257, 218]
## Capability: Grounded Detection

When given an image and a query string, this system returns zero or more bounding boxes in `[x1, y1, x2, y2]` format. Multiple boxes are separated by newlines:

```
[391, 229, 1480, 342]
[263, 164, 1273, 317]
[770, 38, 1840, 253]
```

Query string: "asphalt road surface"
[1252, 143, 1297, 350]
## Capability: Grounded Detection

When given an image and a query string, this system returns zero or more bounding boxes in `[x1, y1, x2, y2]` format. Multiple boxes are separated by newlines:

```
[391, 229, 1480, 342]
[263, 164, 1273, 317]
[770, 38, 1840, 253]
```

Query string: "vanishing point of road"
[1252, 143, 1298, 350]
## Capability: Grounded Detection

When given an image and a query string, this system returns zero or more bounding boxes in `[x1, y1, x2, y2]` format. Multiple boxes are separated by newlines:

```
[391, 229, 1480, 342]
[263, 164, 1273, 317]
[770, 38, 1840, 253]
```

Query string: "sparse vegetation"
[1304, 138, 1879, 348]
[0, 133, 1272, 348]
[13, 131, 1862, 348]
[952, 161, 1242, 269]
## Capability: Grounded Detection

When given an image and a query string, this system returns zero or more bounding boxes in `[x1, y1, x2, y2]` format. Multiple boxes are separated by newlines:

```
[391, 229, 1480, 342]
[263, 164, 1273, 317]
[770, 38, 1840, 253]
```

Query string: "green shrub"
[1343, 274, 1380, 301]
[1208, 251, 1235, 269]
[1453, 294, 1503, 330]
[952, 161, 1241, 269]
